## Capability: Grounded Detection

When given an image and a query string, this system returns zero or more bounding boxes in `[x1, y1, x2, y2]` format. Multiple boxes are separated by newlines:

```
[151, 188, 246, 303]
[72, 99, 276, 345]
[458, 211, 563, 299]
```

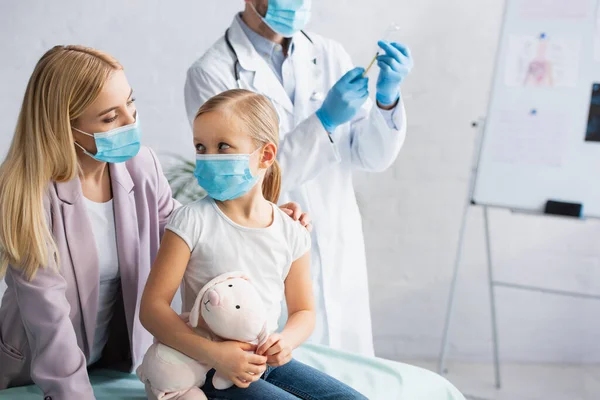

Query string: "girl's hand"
[211, 341, 268, 388]
[256, 333, 293, 367]
[280, 202, 313, 232]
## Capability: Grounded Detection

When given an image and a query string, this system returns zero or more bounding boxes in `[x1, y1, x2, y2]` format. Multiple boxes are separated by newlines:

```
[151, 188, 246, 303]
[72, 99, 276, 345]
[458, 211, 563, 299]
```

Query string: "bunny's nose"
[207, 290, 221, 307]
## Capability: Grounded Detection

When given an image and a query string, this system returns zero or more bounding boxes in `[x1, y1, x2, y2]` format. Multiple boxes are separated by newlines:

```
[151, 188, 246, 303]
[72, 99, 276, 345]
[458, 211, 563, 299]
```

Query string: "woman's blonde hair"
[0, 45, 122, 280]
[195, 89, 282, 203]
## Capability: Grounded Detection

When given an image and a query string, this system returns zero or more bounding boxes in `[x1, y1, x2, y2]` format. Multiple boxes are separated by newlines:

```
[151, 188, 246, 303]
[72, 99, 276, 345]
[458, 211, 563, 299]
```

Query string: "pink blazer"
[0, 146, 178, 399]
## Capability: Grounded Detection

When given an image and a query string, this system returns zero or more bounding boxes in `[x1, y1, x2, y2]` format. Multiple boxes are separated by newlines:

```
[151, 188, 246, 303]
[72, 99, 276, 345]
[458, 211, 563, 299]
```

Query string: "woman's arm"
[139, 231, 217, 364]
[6, 265, 94, 399]
[147, 148, 180, 236]
[257, 251, 314, 365]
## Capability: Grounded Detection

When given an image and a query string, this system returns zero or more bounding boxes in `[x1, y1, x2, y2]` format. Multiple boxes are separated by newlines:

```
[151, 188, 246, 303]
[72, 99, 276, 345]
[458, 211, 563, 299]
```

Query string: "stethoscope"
[225, 28, 318, 96]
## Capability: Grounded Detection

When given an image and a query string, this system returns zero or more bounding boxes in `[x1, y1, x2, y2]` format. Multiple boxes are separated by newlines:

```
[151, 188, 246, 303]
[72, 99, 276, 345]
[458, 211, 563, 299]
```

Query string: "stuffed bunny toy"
[137, 271, 269, 400]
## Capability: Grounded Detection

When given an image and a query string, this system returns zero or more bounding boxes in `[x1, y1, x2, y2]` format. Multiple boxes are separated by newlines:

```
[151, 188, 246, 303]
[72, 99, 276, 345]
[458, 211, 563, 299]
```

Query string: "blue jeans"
[201, 359, 367, 400]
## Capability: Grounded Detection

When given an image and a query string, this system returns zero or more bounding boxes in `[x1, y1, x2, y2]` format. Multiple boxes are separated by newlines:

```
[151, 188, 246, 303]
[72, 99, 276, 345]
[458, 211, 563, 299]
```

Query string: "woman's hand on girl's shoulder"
[210, 341, 268, 388]
[280, 202, 312, 232]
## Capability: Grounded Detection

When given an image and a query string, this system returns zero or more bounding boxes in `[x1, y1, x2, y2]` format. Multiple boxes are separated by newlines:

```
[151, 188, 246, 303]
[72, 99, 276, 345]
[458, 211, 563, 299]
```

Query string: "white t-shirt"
[84, 198, 121, 366]
[166, 197, 311, 334]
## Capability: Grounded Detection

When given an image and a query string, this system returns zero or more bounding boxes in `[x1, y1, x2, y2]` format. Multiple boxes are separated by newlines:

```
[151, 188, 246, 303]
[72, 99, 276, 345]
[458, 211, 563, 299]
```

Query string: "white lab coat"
[184, 17, 407, 356]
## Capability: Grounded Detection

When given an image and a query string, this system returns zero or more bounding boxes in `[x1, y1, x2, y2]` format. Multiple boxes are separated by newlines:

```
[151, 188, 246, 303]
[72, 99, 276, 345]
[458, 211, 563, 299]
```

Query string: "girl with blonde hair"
[140, 89, 366, 399]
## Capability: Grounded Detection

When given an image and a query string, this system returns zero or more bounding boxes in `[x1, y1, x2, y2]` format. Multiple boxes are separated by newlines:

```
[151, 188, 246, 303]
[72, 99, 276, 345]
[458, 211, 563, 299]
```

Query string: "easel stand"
[437, 119, 599, 389]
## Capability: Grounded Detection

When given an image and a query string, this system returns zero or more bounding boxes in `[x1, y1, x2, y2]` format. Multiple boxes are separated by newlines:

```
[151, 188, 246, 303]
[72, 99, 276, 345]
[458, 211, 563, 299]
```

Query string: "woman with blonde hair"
[0, 46, 309, 399]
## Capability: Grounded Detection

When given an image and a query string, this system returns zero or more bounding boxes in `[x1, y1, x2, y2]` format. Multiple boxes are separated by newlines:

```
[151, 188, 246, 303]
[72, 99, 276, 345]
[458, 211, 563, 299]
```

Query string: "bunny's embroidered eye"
[236, 305, 241, 309]
[229, 284, 233, 287]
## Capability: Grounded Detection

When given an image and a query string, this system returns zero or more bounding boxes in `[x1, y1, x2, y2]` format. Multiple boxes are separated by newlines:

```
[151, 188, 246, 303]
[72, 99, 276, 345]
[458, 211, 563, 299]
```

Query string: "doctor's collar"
[236, 13, 296, 59]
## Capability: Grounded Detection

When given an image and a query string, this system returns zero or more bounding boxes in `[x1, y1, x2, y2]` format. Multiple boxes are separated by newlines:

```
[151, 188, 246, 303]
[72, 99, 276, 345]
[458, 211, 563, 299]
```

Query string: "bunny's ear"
[257, 322, 269, 347]
[189, 291, 204, 328]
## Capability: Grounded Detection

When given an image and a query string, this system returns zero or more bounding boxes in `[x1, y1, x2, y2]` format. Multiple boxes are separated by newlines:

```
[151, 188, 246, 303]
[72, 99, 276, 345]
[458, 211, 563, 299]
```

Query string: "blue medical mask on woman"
[194, 148, 262, 201]
[73, 115, 141, 163]
[250, 0, 312, 38]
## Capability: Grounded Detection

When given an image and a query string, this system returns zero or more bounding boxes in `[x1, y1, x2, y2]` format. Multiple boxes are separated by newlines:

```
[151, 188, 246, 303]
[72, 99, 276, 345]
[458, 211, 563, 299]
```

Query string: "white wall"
[1, 0, 598, 364]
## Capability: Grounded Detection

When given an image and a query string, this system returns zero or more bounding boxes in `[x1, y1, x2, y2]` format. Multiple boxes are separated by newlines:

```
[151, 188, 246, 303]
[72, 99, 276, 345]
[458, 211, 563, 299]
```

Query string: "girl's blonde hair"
[195, 89, 282, 203]
[0, 45, 122, 280]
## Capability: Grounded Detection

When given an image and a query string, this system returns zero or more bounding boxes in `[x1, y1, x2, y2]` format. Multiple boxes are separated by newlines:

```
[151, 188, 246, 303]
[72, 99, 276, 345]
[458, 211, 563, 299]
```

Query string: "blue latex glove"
[316, 67, 369, 133]
[376, 41, 413, 106]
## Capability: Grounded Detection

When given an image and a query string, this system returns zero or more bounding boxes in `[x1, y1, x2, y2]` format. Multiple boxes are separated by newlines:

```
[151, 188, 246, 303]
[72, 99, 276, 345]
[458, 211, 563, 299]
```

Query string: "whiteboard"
[473, 0, 600, 218]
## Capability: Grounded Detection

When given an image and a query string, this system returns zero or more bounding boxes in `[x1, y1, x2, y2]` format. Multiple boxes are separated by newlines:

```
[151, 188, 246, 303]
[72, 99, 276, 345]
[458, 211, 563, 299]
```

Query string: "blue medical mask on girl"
[249, 0, 312, 38]
[194, 148, 264, 201]
[73, 115, 141, 163]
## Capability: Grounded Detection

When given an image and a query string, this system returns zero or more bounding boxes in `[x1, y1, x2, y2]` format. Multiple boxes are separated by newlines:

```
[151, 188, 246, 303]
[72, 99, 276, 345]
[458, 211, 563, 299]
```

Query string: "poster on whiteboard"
[520, 0, 588, 19]
[504, 34, 581, 88]
[490, 109, 568, 166]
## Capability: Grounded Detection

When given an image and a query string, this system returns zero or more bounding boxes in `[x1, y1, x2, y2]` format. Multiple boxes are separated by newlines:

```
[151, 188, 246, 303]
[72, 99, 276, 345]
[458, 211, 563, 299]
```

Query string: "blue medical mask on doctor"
[194, 148, 263, 201]
[250, 0, 312, 38]
[73, 115, 141, 163]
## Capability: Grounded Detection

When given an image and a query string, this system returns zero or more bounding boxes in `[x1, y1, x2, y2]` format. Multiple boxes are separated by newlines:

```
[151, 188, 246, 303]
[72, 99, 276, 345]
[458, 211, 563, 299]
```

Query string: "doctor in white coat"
[184, 0, 413, 356]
